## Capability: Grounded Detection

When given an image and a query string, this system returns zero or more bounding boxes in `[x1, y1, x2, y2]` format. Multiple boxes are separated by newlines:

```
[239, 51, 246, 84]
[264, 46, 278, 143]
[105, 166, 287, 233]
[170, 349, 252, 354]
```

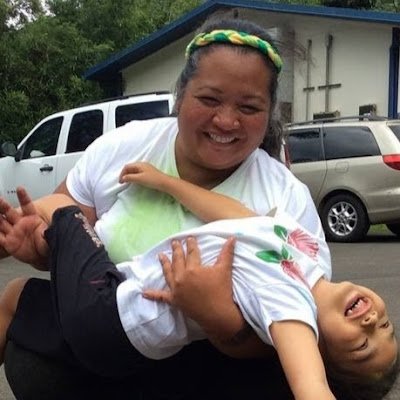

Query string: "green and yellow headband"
[185, 29, 283, 73]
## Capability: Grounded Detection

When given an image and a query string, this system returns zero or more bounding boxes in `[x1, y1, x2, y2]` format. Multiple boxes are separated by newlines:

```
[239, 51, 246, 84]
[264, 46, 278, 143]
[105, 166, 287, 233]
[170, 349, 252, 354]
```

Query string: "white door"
[1, 116, 64, 206]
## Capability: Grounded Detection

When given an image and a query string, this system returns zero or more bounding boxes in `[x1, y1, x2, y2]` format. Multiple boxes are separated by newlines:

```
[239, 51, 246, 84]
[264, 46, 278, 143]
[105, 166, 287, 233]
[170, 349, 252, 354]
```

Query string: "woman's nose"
[213, 107, 240, 131]
[361, 310, 378, 327]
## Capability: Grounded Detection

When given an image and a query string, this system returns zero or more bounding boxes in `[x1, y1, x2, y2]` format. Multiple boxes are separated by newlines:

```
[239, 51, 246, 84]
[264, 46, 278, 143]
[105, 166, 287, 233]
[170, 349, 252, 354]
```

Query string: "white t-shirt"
[116, 211, 330, 359]
[67, 117, 328, 268]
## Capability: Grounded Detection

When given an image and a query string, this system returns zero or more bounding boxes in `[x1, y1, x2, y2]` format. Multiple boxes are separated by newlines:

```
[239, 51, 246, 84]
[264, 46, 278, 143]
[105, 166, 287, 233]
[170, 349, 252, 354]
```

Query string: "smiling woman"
[0, 14, 381, 400]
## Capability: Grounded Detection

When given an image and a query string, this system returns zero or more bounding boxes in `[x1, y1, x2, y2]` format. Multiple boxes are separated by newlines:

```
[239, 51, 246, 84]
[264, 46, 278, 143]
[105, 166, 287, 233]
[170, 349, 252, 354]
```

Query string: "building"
[83, 0, 400, 123]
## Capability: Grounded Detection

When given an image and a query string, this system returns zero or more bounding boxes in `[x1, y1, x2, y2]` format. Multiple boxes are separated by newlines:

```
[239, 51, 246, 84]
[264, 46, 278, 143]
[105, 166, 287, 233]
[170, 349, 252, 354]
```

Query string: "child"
[0, 163, 398, 400]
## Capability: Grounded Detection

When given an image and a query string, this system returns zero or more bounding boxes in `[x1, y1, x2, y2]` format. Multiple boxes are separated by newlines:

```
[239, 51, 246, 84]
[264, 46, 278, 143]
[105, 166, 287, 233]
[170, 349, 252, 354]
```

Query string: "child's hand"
[119, 162, 170, 191]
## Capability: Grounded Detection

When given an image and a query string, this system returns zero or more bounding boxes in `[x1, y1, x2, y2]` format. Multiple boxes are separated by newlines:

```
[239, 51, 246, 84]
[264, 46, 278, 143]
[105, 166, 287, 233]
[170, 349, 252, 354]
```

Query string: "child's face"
[317, 281, 398, 376]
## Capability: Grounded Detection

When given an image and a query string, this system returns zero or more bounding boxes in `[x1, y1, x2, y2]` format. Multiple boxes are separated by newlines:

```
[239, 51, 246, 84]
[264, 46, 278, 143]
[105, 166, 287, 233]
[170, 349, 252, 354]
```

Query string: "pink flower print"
[281, 259, 309, 288]
[287, 228, 319, 260]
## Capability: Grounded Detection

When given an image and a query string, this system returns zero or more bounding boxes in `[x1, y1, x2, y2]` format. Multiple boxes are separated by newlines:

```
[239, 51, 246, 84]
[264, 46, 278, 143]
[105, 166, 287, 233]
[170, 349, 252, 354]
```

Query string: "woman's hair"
[325, 352, 400, 400]
[173, 16, 284, 160]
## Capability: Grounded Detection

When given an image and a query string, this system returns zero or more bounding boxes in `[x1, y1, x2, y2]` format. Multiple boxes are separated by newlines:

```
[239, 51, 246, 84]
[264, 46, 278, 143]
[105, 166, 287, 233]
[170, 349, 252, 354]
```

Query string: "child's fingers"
[142, 289, 172, 304]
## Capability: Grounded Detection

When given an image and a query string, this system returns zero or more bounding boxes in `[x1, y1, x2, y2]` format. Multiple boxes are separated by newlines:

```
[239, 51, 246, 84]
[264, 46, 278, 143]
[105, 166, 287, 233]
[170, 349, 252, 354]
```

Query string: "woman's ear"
[173, 100, 181, 116]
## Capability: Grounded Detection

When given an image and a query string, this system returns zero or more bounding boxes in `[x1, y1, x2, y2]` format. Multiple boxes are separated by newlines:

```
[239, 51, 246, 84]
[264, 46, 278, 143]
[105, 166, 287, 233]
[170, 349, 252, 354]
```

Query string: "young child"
[0, 162, 398, 400]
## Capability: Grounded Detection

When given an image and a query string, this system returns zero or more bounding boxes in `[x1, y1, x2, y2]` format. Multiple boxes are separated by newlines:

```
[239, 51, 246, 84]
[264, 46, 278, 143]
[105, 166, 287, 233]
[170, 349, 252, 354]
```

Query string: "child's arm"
[119, 162, 257, 223]
[270, 321, 336, 400]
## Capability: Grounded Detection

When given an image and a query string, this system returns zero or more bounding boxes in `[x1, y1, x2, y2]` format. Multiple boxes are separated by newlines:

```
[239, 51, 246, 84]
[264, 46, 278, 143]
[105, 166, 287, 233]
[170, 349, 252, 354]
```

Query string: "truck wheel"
[321, 194, 369, 242]
[386, 223, 400, 236]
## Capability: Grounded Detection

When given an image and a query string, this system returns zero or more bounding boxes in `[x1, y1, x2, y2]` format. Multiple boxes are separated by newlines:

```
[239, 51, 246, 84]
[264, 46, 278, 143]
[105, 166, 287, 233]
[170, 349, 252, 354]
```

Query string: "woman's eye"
[198, 96, 219, 106]
[356, 339, 368, 351]
[239, 105, 260, 114]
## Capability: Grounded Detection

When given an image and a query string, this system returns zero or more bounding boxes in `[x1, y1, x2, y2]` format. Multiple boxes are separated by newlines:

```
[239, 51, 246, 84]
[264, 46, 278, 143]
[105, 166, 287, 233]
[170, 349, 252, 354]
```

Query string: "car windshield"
[387, 124, 400, 141]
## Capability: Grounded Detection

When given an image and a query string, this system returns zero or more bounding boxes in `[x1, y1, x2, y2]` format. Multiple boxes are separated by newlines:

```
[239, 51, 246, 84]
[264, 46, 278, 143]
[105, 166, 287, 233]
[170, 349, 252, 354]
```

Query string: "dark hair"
[173, 16, 284, 160]
[325, 351, 400, 400]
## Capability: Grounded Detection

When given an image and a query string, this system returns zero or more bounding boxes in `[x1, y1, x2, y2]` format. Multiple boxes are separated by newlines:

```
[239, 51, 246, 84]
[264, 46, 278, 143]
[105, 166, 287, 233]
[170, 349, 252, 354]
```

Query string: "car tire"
[321, 194, 369, 242]
[386, 223, 400, 236]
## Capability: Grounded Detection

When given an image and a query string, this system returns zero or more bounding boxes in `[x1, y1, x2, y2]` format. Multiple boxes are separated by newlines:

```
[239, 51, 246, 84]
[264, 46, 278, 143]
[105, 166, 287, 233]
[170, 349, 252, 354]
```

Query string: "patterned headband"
[185, 29, 283, 73]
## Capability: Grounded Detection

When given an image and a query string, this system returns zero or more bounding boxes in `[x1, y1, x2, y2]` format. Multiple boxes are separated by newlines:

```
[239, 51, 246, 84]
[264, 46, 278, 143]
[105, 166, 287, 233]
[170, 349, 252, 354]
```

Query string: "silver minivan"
[286, 116, 400, 242]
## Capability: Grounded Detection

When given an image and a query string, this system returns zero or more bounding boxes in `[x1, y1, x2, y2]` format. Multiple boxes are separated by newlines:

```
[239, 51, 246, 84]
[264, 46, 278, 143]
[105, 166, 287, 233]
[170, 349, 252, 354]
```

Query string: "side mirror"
[0, 142, 17, 157]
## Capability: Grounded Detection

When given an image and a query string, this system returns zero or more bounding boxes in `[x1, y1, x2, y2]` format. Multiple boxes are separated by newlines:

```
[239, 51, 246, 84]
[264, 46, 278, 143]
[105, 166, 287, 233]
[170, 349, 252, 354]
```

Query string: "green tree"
[0, 0, 202, 143]
[0, 16, 108, 142]
[321, 0, 376, 8]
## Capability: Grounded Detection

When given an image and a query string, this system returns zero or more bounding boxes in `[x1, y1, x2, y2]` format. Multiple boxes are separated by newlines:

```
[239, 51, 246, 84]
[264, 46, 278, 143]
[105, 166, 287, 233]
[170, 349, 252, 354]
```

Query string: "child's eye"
[380, 320, 390, 329]
[356, 338, 368, 351]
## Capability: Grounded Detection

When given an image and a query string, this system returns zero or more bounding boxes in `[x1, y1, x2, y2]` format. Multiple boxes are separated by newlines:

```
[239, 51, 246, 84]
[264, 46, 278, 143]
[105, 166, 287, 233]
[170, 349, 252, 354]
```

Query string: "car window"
[387, 124, 400, 142]
[287, 128, 323, 163]
[66, 110, 104, 153]
[20, 117, 63, 160]
[323, 126, 380, 160]
[115, 100, 170, 127]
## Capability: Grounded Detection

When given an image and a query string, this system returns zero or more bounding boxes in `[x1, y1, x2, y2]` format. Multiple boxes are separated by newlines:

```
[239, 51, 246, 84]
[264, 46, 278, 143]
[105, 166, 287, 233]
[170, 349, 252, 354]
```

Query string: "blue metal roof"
[84, 0, 400, 81]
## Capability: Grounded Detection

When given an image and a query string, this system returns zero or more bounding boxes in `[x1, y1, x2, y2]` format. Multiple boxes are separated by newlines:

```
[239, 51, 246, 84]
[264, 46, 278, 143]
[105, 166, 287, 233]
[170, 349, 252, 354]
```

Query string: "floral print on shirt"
[255, 224, 319, 288]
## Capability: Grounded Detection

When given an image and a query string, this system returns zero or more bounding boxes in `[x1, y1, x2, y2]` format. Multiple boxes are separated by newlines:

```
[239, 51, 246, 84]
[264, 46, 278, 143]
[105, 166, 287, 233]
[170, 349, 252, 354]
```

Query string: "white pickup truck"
[0, 92, 174, 206]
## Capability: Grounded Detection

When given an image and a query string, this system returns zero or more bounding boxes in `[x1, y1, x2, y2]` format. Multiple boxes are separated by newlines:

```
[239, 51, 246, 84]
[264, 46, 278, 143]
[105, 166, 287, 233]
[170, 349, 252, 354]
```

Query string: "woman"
[0, 16, 325, 399]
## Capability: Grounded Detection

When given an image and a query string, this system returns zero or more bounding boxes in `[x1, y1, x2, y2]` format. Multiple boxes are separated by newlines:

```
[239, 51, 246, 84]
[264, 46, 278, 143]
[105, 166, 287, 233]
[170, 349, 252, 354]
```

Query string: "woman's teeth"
[209, 133, 236, 144]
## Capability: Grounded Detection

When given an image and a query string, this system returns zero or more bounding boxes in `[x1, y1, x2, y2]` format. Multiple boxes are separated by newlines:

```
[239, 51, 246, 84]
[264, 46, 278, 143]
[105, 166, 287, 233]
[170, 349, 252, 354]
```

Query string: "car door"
[2, 116, 64, 205]
[287, 127, 327, 203]
[55, 108, 105, 186]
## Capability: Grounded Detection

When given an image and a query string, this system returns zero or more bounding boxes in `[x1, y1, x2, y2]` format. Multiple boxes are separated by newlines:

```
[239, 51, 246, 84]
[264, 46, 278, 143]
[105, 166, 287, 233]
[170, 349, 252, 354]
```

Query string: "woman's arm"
[119, 162, 258, 223]
[270, 321, 335, 400]
[0, 188, 79, 269]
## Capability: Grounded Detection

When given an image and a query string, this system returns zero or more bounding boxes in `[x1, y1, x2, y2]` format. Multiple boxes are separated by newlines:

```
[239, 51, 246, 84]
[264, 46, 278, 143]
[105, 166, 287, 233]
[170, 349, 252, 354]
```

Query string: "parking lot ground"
[0, 230, 398, 399]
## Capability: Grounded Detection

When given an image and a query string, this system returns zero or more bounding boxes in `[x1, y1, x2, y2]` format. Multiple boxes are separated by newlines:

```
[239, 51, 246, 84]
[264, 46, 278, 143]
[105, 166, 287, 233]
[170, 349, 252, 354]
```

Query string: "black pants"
[7, 206, 151, 377]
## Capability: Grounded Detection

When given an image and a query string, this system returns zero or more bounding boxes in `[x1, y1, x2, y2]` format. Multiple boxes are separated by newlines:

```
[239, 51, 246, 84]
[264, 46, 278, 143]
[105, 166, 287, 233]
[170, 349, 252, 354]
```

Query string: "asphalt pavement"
[0, 230, 398, 399]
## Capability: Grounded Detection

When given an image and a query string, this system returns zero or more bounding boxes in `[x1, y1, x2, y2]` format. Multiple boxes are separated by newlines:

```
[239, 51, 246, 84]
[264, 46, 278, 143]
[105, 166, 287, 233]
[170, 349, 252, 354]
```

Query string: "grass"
[368, 224, 391, 234]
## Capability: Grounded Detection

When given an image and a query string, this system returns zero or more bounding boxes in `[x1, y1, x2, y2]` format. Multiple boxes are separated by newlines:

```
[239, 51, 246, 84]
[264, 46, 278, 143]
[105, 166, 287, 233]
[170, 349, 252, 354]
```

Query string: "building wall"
[121, 9, 392, 122]
[123, 35, 190, 96]
[293, 19, 391, 121]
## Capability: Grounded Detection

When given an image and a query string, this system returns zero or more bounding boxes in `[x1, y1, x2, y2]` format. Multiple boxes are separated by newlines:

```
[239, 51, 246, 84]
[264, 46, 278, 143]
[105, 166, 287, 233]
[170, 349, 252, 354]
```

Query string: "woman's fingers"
[215, 236, 236, 270]
[16, 187, 37, 216]
[142, 289, 172, 304]
[158, 252, 174, 290]
[170, 239, 186, 281]
[185, 236, 201, 269]
[143, 252, 174, 304]
[0, 216, 13, 235]
[0, 198, 20, 224]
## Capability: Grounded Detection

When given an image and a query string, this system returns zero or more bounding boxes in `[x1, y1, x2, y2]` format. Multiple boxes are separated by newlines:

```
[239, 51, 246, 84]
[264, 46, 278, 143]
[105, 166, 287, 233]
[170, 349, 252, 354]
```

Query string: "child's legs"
[6, 277, 78, 367]
[0, 277, 27, 364]
[45, 206, 152, 377]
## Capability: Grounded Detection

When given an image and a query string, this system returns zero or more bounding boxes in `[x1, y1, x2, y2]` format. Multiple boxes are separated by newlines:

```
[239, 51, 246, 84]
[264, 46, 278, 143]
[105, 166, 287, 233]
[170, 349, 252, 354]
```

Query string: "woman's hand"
[143, 236, 244, 340]
[0, 188, 49, 270]
[143, 236, 272, 358]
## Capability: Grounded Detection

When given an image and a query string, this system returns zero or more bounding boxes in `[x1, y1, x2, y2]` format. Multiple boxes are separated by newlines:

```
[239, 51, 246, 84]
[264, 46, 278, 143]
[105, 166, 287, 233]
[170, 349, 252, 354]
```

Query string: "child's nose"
[361, 310, 378, 327]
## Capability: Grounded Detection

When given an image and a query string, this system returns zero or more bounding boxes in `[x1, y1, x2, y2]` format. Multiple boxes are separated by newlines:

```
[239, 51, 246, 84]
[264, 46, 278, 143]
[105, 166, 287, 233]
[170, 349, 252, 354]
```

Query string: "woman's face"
[175, 47, 273, 180]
